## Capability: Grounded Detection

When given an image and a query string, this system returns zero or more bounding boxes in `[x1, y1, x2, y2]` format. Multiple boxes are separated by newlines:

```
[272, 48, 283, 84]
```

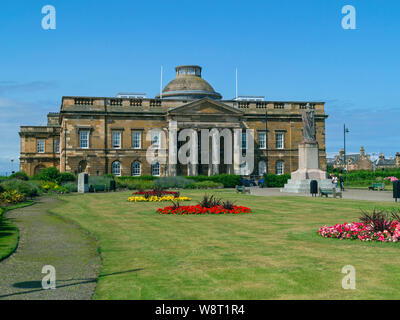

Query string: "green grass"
[52, 190, 400, 300]
[0, 201, 35, 262]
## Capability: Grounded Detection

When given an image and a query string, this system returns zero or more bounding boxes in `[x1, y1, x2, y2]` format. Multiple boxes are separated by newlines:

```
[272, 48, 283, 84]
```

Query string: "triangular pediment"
[168, 98, 243, 116]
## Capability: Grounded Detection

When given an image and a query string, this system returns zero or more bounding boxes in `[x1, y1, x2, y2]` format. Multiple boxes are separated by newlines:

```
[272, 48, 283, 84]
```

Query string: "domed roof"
[157, 65, 222, 100]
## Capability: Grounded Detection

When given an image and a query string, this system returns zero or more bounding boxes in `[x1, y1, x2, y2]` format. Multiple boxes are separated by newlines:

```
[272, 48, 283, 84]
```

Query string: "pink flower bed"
[319, 221, 400, 242]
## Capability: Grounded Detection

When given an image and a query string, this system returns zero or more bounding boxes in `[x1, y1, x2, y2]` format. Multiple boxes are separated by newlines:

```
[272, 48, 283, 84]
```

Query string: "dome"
[157, 65, 222, 100]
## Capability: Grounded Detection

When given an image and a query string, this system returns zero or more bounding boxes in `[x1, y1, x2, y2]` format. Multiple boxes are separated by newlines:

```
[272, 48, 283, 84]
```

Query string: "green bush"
[59, 172, 76, 183]
[153, 176, 192, 189]
[62, 182, 78, 193]
[1, 179, 40, 197]
[0, 207, 4, 216]
[87, 176, 114, 191]
[186, 174, 241, 188]
[0, 184, 4, 193]
[8, 171, 29, 181]
[263, 173, 291, 188]
[116, 179, 154, 190]
[34, 167, 60, 182]
[186, 181, 224, 189]
[117, 175, 157, 181]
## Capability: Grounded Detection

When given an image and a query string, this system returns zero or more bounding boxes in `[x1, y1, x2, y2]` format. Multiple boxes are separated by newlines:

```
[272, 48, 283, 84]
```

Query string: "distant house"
[333, 146, 373, 171]
[375, 152, 400, 170]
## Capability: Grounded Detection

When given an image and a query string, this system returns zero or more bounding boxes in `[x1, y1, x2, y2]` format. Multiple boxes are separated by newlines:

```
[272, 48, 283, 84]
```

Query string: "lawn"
[52, 190, 400, 300]
[0, 201, 34, 262]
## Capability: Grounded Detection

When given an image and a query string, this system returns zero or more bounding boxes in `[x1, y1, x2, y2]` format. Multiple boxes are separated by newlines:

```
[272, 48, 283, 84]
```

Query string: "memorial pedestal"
[281, 142, 332, 193]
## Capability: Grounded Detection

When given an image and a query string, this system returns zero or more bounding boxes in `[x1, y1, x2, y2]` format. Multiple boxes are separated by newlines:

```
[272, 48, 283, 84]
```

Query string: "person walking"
[339, 174, 344, 191]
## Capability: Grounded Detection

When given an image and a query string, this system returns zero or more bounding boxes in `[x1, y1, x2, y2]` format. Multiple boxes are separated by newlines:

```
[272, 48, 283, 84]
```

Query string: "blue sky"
[0, 0, 399, 174]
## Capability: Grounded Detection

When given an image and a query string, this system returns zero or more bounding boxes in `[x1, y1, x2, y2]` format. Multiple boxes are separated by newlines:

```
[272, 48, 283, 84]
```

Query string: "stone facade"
[19, 66, 328, 177]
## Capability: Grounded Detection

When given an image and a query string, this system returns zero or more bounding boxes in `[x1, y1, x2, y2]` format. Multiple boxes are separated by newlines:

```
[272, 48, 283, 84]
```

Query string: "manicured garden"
[51, 189, 400, 299]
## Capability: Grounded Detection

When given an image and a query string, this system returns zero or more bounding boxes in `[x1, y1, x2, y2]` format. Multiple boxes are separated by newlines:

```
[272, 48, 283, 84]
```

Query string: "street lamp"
[10, 159, 14, 175]
[343, 124, 349, 172]
[264, 111, 269, 187]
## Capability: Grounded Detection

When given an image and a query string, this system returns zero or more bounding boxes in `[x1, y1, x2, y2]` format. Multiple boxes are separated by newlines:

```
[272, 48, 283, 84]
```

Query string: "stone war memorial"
[281, 103, 332, 193]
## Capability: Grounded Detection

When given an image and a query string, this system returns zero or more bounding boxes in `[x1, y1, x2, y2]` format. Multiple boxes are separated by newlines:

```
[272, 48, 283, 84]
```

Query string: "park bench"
[236, 185, 251, 194]
[368, 183, 385, 191]
[319, 187, 342, 198]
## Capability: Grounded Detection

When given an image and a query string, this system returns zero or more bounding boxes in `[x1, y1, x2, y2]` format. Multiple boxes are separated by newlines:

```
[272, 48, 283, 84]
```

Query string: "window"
[132, 131, 141, 149]
[151, 132, 160, 149]
[259, 132, 266, 149]
[80, 131, 89, 149]
[276, 133, 284, 149]
[241, 131, 247, 150]
[258, 161, 266, 175]
[54, 139, 60, 153]
[111, 161, 121, 176]
[37, 140, 45, 153]
[276, 161, 284, 175]
[151, 162, 160, 176]
[112, 131, 121, 149]
[132, 161, 141, 176]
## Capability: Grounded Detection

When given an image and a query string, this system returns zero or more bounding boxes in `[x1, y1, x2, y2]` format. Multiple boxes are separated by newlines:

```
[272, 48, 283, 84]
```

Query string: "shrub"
[59, 172, 76, 183]
[198, 194, 222, 208]
[187, 174, 240, 188]
[1, 179, 40, 198]
[88, 176, 114, 192]
[62, 182, 78, 193]
[8, 171, 29, 181]
[186, 181, 224, 189]
[263, 173, 290, 188]
[0, 184, 3, 193]
[0, 190, 25, 205]
[153, 176, 192, 189]
[34, 167, 60, 182]
[37, 181, 69, 194]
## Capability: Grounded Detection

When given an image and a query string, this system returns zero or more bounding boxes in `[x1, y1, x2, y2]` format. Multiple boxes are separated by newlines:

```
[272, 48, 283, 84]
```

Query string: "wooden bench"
[368, 183, 385, 191]
[236, 185, 251, 194]
[319, 187, 342, 198]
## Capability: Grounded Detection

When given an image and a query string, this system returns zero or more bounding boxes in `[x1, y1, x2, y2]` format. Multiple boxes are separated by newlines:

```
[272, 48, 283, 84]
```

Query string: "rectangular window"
[241, 131, 247, 150]
[79, 131, 89, 149]
[112, 131, 121, 149]
[259, 132, 266, 149]
[151, 132, 160, 149]
[54, 139, 60, 153]
[37, 140, 45, 153]
[132, 131, 141, 149]
[276, 161, 284, 175]
[276, 133, 284, 149]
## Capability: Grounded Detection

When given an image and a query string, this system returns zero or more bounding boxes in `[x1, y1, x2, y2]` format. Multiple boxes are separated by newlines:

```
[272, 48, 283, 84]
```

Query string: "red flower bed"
[133, 190, 179, 197]
[157, 204, 252, 215]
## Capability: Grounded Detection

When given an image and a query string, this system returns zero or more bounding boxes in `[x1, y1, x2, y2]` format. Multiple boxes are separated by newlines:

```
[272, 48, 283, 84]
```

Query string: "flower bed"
[133, 190, 180, 197]
[128, 195, 191, 202]
[157, 204, 252, 215]
[319, 209, 400, 243]
[319, 221, 400, 242]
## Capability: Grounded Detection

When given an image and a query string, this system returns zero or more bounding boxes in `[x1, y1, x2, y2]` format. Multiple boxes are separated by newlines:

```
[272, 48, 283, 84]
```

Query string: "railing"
[130, 99, 143, 107]
[149, 99, 162, 107]
[110, 99, 123, 106]
[74, 98, 94, 106]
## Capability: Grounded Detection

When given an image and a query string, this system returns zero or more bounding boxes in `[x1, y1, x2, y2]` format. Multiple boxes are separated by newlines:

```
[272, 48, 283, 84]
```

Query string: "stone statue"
[302, 104, 316, 143]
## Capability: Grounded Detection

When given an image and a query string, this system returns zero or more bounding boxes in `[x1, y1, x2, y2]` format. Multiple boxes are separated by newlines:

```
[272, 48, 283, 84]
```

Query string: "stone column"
[233, 129, 241, 175]
[168, 120, 177, 176]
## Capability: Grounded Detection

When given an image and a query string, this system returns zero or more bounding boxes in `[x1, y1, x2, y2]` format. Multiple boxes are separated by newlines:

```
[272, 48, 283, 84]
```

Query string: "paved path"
[0, 197, 101, 300]
[251, 187, 397, 202]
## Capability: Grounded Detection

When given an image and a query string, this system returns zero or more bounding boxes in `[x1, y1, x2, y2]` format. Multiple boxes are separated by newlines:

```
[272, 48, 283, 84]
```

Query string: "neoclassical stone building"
[19, 65, 328, 177]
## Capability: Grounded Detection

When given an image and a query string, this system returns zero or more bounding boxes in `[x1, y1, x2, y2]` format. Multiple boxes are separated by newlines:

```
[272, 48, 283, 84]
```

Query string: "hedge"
[263, 173, 291, 188]
[186, 174, 241, 188]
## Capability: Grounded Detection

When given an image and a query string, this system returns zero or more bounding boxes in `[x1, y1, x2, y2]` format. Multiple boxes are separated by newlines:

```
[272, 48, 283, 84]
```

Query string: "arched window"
[132, 161, 141, 177]
[34, 164, 45, 175]
[151, 162, 160, 176]
[276, 160, 284, 175]
[111, 161, 121, 176]
[258, 161, 266, 176]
